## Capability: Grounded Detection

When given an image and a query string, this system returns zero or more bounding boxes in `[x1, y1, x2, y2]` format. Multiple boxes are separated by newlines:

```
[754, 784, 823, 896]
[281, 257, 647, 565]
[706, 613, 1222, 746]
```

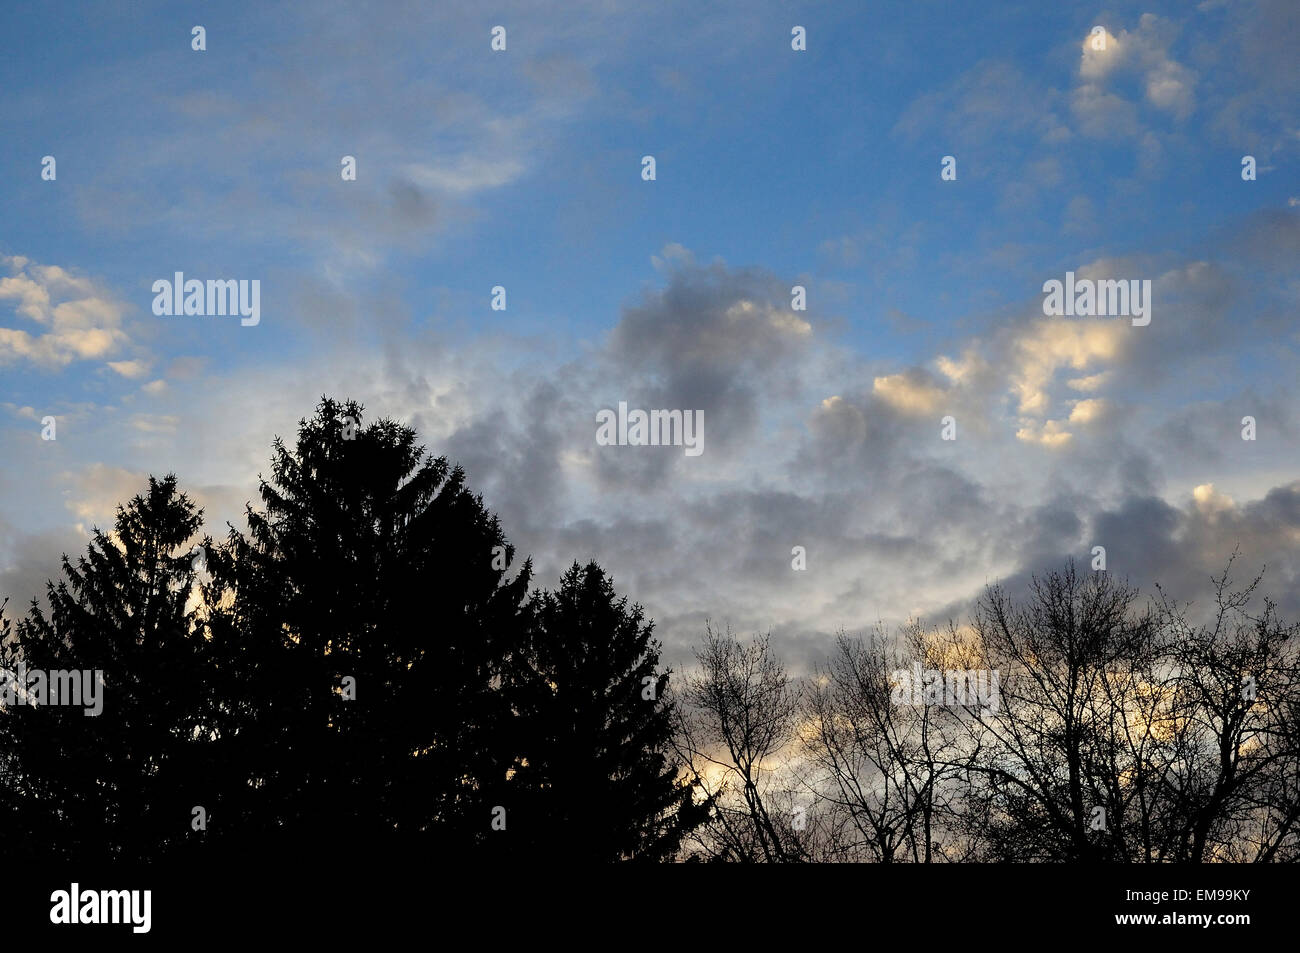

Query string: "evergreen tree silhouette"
[205, 397, 533, 860]
[0, 401, 712, 867]
[504, 561, 709, 861]
[0, 476, 215, 863]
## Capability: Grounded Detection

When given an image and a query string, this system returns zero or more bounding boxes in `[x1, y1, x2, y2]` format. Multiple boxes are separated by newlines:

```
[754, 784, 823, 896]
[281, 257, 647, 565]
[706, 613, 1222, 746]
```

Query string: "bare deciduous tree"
[674, 625, 803, 862]
[671, 558, 1300, 864]
[800, 625, 970, 862]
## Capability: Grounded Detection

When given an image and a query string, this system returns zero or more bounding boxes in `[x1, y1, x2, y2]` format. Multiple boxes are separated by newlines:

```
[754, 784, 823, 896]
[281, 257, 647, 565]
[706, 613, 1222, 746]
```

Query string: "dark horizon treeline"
[0, 398, 704, 865]
[679, 562, 1300, 863]
[0, 397, 1297, 864]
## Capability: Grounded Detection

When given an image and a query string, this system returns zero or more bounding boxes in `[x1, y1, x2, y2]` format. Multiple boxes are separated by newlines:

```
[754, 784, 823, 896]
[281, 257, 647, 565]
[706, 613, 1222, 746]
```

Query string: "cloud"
[63, 464, 150, 531]
[0, 521, 83, 615]
[1091, 481, 1300, 619]
[1016, 418, 1073, 448]
[130, 414, 180, 435]
[0, 273, 50, 321]
[1068, 397, 1111, 424]
[108, 359, 151, 379]
[1068, 372, 1111, 392]
[1008, 317, 1125, 416]
[1010, 396, 1114, 448]
[4, 2, 1299, 684]
[403, 157, 527, 196]
[1, 218, 1295, 671]
[55, 1, 621, 279]
[600, 252, 816, 468]
[1071, 83, 1141, 138]
[1069, 14, 1199, 150]
[920, 478, 1300, 629]
[1192, 481, 1234, 514]
[1145, 58, 1197, 118]
[893, 61, 1066, 147]
[1079, 28, 1124, 80]
[0, 257, 130, 369]
[872, 370, 948, 416]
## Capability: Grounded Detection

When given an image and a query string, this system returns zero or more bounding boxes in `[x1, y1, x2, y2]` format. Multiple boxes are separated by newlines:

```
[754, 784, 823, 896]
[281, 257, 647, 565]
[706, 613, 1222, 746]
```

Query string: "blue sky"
[2, 0, 1298, 667]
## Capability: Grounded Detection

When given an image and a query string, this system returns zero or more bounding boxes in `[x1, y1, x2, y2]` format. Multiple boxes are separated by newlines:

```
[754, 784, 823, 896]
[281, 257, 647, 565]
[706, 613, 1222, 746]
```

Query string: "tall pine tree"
[0, 475, 216, 863]
[205, 397, 533, 860]
[504, 561, 708, 861]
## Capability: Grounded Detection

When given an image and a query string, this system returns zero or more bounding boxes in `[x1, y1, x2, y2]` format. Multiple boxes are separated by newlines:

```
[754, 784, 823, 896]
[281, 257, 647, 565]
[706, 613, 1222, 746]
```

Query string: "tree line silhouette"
[1, 398, 1296, 863]
[675, 564, 1300, 863]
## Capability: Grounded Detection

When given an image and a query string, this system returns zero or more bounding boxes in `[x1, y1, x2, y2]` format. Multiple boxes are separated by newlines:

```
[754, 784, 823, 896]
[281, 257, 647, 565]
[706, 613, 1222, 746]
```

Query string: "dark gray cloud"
[921, 479, 1300, 633]
[0, 523, 80, 618]
[8, 224, 1297, 677]
[323, 240, 1298, 672]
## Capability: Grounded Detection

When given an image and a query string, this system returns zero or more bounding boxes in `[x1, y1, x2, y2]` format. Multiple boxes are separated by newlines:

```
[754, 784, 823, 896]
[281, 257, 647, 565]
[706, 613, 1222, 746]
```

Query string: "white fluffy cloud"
[1074, 14, 1197, 130]
[0, 256, 131, 368]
